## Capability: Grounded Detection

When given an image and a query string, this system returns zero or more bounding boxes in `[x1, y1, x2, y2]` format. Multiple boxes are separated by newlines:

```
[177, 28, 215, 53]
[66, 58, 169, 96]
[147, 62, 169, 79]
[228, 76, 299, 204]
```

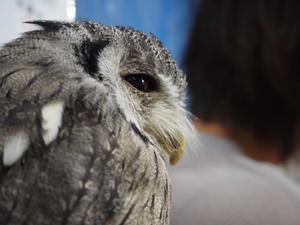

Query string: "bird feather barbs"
[2, 101, 64, 166]
[0, 20, 193, 224]
[0, 20, 192, 168]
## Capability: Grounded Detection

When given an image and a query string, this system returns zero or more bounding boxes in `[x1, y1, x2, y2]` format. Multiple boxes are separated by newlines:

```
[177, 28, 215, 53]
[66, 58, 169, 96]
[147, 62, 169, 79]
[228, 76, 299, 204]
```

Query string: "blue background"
[76, 0, 198, 65]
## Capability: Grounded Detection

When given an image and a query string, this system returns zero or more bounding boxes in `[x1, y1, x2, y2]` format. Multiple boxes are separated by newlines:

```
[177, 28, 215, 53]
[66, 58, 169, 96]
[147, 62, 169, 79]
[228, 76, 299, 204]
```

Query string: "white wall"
[0, 0, 76, 45]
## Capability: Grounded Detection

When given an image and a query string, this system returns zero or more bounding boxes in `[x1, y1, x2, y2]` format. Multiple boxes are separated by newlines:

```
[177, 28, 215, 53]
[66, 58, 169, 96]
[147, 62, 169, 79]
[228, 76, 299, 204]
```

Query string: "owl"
[0, 21, 192, 225]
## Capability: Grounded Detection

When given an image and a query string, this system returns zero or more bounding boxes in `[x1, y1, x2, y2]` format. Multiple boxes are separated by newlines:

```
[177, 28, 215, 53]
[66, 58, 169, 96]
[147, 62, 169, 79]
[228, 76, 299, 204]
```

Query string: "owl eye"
[123, 74, 158, 92]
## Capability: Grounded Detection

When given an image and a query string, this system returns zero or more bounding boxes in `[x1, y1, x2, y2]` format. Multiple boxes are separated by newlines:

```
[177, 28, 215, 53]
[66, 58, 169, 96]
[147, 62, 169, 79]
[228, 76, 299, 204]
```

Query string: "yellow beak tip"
[169, 148, 184, 166]
[157, 132, 185, 166]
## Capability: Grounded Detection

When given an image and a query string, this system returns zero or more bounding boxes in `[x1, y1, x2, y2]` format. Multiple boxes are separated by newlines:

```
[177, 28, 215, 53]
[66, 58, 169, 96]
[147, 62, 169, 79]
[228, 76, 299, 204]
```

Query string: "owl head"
[5, 21, 194, 165]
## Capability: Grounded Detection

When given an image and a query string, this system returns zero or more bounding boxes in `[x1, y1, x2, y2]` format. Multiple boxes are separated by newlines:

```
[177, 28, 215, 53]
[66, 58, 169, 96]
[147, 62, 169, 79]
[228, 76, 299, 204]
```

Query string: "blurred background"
[0, 0, 198, 65]
[0, 0, 75, 46]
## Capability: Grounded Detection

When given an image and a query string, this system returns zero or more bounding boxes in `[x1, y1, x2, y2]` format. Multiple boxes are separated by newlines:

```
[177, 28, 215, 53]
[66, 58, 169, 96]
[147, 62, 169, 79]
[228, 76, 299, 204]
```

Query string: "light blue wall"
[76, 0, 198, 65]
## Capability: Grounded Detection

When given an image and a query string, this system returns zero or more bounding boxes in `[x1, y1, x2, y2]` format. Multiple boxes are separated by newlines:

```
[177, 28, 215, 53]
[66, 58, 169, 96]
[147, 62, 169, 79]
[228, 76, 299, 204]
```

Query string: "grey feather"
[0, 21, 188, 225]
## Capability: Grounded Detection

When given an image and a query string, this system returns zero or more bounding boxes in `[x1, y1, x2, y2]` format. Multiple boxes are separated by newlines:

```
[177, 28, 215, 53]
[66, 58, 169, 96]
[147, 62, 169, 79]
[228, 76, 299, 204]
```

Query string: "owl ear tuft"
[24, 20, 73, 32]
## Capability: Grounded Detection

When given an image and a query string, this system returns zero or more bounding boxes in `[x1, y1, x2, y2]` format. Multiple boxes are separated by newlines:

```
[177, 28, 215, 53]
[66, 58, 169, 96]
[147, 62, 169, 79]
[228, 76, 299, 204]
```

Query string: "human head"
[185, 0, 300, 159]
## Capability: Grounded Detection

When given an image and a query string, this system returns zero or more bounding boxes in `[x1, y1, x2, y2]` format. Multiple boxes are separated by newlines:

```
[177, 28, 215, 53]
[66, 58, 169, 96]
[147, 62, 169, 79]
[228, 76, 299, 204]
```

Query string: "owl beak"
[158, 132, 185, 165]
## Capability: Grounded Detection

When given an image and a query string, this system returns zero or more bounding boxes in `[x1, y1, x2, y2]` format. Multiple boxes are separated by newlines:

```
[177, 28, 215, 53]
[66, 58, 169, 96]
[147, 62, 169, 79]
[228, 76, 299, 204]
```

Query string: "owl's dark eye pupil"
[123, 74, 158, 92]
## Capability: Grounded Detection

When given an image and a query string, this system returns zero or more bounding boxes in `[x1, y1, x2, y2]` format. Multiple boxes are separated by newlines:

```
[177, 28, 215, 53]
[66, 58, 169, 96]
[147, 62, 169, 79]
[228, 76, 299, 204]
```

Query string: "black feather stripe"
[118, 203, 136, 225]
[153, 150, 159, 180]
[0, 69, 23, 88]
[150, 194, 155, 211]
[130, 123, 149, 144]
[24, 20, 72, 32]
[73, 39, 109, 76]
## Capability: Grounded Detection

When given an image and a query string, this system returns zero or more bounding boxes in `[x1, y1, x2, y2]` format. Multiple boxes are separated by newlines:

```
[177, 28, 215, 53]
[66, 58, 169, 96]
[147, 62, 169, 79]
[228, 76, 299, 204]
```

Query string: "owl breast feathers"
[0, 21, 191, 225]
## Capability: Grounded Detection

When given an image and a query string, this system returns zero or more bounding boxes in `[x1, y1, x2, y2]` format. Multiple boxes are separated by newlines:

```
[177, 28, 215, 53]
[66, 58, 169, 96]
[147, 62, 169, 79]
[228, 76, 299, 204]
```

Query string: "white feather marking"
[3, 131, 30, 166]
[96, 44, 198, 156]
[97, 45, 143, 130]
[41, 101, 64, 145]
[147, 72, 200, 157]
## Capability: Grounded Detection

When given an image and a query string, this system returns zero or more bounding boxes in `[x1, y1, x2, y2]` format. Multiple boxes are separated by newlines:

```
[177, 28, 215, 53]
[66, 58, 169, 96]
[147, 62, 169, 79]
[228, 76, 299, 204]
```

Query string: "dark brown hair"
[185, 0, 300, 158]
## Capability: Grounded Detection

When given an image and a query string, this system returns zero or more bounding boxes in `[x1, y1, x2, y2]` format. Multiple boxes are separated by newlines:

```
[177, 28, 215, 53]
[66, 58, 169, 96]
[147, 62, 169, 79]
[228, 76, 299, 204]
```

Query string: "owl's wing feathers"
[0, 21, 116, 168]
[0, 58, 169, 225]
[0, 108, 169, 224]
[0, 61, 67, 166]
[0, 24, 90, 167]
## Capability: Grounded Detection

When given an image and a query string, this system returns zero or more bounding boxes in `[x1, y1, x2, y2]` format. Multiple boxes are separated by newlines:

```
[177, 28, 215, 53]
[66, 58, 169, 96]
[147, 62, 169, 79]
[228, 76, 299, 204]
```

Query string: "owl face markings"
[92, 31, 189, 164]
[0, 21, 191, 167]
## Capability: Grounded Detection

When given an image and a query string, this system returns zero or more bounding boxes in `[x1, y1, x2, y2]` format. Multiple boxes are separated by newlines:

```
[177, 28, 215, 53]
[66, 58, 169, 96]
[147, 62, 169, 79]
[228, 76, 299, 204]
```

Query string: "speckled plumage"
[0, 21, 190, 225]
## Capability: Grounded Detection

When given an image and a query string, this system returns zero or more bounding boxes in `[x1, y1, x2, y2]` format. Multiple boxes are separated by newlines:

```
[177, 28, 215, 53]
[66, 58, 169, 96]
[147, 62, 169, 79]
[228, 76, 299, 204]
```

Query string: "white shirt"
[170, 133, 300, 225]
